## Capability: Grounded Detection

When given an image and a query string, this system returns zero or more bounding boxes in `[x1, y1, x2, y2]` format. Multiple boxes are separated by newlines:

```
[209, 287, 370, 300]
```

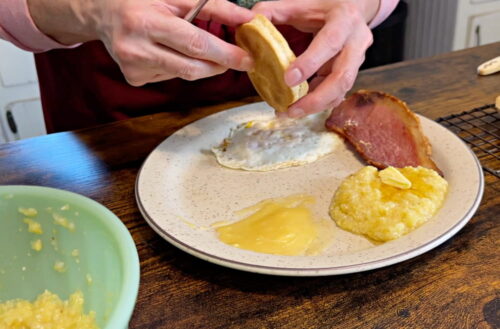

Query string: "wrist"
[27, 0, 98, 45]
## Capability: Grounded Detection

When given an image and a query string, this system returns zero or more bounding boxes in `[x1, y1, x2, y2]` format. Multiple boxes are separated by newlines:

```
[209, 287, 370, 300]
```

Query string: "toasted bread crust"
[236, 15, 308, 112]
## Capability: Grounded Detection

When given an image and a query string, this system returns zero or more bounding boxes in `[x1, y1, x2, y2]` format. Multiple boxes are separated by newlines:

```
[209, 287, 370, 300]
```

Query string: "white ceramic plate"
[135, 102, 484, 276]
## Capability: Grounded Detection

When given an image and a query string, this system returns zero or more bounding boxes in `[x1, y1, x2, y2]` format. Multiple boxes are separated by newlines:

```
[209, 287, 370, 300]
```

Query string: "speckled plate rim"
[135, 103, 484, 277]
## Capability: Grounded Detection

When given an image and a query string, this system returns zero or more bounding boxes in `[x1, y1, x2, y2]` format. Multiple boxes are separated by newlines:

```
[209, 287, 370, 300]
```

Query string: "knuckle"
[252, 2, 263, 10]
[120, 63, 150, 86]
[120, 8, 140, 32]
[120, 5, 154, 34]
[359, 53, 366, 67]
[112, 42, 137, 63]
[252, 2, 268, 13]
[341, 1, 362, 20]
[332, 1, 364, 28]
[186, 32, 209, 57]
[151, 53, 169, 70]
[330, 97, 344, 109]
[127, 79, 144, 87]
[123, 71, 145, 86]
[342, 1, 358, 15]
[365, 29, 374, 47]
[326, 41, 342, 57]
[177, 62, 199, 80]
[339, 70, 356, 91]
[320, 31, 342, 55]
[300, 57, 323, 77]
[306, 93, 327, 111]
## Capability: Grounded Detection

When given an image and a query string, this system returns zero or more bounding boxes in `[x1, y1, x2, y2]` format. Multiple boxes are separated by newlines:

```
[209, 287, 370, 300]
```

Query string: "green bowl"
[0, 185, 140, 329]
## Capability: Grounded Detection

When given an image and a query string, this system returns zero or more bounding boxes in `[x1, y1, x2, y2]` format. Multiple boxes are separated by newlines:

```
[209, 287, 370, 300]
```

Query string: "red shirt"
[34, 21, 311, 133]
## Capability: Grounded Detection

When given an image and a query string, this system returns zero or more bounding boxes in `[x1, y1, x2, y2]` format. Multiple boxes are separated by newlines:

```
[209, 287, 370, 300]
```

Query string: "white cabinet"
[3, 99, 46, 141]
[0, 39, 46, 143]
[404, 0, 500, 60]
[467, 10, 500, 47]
[454, 0, 500, 50]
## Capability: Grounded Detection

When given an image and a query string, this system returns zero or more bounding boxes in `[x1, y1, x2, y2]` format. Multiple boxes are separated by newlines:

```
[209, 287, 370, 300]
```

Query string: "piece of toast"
[235, 14, 308, 112]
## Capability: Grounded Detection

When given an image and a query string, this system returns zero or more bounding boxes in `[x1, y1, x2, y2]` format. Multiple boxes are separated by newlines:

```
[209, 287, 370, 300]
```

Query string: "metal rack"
[436, 104, 499, 178]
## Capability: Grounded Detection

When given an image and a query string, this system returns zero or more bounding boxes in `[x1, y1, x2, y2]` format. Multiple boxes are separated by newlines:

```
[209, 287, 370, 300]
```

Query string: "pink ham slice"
[326, 90, 442, 174]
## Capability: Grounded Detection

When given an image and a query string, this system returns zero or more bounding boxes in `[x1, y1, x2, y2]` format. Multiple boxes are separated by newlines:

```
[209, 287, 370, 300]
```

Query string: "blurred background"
[0, 0, 499, 143]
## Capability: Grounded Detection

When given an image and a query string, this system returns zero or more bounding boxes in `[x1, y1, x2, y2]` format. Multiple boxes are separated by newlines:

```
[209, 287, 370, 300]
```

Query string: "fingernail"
[289, 108, 305, 118]
[240, 56, 253, 71]
[285, 68, 302, 86]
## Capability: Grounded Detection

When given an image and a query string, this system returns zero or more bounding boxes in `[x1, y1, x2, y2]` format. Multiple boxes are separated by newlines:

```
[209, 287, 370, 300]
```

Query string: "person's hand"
[94, 0, 256, 85]
[252, 0, 378, 118]
[29, 0, 255, 86]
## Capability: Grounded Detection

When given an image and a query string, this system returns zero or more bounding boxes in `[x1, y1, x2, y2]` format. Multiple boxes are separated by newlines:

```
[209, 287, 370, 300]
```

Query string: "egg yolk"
[215, 195, 318, 256]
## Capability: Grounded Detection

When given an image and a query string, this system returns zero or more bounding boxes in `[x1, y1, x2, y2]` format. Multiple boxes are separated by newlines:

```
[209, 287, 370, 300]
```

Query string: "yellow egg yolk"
[215, 195, 318, 256]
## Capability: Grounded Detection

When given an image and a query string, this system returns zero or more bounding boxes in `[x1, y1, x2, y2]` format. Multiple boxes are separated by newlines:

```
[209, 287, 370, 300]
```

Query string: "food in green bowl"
[0, 186, 140, 329]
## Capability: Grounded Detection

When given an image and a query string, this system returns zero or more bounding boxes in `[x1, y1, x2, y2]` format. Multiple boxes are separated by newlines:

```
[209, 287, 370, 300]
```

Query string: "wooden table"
[1, 43, 499, 329]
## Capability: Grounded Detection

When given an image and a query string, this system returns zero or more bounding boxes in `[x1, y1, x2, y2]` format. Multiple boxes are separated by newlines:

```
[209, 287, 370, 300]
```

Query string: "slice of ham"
[326, 90, 442, 175]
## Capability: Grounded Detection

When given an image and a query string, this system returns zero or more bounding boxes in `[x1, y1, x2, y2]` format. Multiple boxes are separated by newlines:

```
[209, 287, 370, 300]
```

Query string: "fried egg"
[212, 112, 341, 171]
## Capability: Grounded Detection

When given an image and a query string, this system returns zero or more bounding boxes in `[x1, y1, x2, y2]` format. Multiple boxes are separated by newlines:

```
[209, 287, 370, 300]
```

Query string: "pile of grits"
[330, 166, 448, 242]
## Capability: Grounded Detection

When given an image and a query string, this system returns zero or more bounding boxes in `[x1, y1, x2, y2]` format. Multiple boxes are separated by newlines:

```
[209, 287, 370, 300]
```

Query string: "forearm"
[27, 0, 97, 45]
[0, 0, 79, 51]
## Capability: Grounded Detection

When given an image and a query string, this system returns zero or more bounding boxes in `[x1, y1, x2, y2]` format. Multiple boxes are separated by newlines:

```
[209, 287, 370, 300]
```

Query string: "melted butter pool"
[215, 195, 320, 256]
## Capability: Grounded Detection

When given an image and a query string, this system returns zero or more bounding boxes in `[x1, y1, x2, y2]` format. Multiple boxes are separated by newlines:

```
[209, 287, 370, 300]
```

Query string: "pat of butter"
[379, 167, 412, 189]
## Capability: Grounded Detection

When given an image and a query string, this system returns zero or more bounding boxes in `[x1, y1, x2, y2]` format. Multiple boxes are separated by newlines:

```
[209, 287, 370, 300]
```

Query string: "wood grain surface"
[0, 43, 499, 329]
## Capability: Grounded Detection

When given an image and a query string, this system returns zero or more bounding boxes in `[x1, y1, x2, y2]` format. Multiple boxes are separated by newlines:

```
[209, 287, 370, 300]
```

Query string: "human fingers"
[287, 26, 373, 117]
[251, 0, 299, 23]
[150, 14, 253, 71]
[158, 0, 254, 25]
[283, 4, 364, 87]
[252, 0, 325, 32]
[116, 43, 228, 86]
[197, 0, 255, 26]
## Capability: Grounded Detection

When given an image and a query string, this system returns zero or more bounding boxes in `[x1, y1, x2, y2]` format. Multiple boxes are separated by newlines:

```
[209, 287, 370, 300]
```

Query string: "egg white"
[212, 112, 342, 171]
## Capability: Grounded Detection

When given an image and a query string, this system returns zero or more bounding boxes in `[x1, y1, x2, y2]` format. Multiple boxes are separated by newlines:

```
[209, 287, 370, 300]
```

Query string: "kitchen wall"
[404, 0, 500, 59]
